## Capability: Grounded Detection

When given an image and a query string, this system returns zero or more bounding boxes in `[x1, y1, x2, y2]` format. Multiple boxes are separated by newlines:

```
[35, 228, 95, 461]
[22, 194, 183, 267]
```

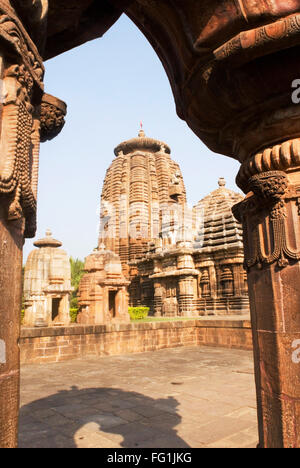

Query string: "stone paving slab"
[19, 346, 258, 448]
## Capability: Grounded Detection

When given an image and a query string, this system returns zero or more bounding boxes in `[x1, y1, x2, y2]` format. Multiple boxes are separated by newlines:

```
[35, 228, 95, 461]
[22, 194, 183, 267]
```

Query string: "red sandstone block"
[57, 338, 70, 345]
[46, 337, 59, 343]
[36, 356, 58, 363]
[43, 342, 59, 349]
[56, 355, 78, 362]
[42, 348, 58, 357]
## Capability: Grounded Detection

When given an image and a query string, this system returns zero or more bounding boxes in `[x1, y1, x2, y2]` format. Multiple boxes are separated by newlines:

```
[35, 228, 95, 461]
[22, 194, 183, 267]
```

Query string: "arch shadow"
[19, 385, 190, 448]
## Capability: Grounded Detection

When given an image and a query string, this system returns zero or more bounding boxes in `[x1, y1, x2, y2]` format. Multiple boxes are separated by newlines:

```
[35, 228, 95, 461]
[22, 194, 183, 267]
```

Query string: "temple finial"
[138, 121, 145, 138]
[218, 177, 226, 187]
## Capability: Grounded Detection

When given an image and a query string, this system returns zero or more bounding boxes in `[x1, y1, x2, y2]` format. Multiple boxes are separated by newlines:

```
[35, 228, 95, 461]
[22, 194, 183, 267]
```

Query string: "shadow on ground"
[19, 385, 190, 448]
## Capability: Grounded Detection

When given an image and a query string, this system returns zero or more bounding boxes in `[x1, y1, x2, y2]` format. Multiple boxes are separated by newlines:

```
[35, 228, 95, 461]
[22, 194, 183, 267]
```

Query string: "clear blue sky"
[23, 14, 241, 263]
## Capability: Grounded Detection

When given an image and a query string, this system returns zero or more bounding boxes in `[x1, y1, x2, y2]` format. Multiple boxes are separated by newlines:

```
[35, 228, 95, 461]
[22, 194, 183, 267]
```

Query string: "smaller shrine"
[23, 230, 72, 327]
[134, 178, 249, 317]
[77, 245, 130, 324]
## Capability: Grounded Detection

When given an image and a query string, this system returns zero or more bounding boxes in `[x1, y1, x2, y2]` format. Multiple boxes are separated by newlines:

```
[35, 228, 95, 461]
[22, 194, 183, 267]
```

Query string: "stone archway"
[1, 0, 300, 448]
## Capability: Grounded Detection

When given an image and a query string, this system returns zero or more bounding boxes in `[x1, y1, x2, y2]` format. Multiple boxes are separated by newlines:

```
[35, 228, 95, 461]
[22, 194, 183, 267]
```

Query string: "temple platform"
[19, 345, 258, 448]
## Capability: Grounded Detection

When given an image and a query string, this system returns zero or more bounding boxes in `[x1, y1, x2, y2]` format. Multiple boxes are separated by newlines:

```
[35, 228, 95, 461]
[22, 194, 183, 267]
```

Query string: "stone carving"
[77, 246, 130, 325]
[99, 129, 186, 269]
[0, 2, 66, 238]
[199, 269, 210, 298]
[95, 132, 249, 318]
[23, 230, 72, 327]
[0, 1, 68, 449]
[3, 0, 300, 449]
[236, 138, 300, 192]
[234, 171, 300, 270]
[0, 3, 44, 238]
[145, 174, 248, 317]
[40, 93, 67, 142]
[214, 13, 300, 66]
[82, 131, 248, 319]
[171, 171, 181, 185]
[220, 267, 234, 297]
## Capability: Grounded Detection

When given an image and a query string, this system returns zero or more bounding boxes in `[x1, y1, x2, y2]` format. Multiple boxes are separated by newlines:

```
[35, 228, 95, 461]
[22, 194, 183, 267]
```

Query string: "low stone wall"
[197, 318, 253, 350]
[20, 317, 253, 365]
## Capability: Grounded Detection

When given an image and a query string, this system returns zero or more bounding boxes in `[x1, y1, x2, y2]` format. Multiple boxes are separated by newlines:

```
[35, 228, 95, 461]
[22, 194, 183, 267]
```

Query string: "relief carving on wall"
[40, 93, 67, 142]
[233, 171, 300, 270]
[0, 2, 66, 238]
[0, 2, 44, 237]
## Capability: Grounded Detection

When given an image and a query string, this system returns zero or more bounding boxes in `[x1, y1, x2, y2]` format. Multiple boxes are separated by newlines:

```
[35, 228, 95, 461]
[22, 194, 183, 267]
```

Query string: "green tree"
[70, 257, 85, 309]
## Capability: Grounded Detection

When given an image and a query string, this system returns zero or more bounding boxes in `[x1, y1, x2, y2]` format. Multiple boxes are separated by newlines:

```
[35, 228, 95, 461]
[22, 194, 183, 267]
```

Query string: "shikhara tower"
[90, 129, 248, 315]
[98, 129, 186, 276]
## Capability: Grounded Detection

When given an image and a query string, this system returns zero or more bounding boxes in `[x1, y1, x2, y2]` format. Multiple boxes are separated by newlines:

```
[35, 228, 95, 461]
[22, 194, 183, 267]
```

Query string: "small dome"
[114, 131, 171, 156]
[193, 179, 244, 252]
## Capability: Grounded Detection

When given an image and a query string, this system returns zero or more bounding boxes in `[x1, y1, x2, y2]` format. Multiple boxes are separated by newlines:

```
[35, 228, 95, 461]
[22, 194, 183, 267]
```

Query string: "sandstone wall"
[20, 318, 253, 365]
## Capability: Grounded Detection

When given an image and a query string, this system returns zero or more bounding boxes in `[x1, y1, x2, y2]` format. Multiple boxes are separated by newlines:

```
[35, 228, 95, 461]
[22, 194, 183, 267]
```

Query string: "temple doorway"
[109, 291, 117, 318]
[52, 298, 61, 322]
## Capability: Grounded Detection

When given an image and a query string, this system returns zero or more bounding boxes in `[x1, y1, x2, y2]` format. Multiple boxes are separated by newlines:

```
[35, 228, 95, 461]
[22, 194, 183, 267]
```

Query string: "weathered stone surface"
[144, 178, 248, 317]
[0, 205, 23, 448]
[19, 317, 252, 365]
[99, 129, 186, 270]
[19, 346, 257, 448]
[40, 93, 67, 142]
[77, 245, 130, 325]
[2, 0, 300, 449]
[23, 230, 72, 327]
[95, 130, 248, 319]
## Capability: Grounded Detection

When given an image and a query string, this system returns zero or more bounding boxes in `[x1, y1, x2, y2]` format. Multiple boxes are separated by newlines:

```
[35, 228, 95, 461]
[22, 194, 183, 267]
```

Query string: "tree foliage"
[70, 257, 85, 309]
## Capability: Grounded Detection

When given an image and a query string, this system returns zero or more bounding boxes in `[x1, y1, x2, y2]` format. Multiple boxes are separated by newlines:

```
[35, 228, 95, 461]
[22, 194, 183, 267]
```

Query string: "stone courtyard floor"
[19, 346, 258, 448]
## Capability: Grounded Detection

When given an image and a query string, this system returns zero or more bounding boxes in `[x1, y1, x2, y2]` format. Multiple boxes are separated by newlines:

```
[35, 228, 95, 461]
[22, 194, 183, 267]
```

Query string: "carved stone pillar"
[178, 275, 196, 317]
[234, 153, 300, 448]
[0, 3, 44, 448]
[0, 209, 24, 448]
[153, 280, 163, 317]
[0, 1, 66, 448]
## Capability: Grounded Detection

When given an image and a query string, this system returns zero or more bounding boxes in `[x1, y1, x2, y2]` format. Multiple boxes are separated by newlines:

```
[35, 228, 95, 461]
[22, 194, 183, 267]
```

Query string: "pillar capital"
[40, 93, 67, 142]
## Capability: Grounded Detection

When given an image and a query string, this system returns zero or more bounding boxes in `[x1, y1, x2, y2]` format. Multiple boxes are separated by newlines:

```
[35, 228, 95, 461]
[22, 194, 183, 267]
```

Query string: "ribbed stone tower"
[193, 178, 248, 315]
[99, 129, 186, 275]
[193, 177, 244, 251]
